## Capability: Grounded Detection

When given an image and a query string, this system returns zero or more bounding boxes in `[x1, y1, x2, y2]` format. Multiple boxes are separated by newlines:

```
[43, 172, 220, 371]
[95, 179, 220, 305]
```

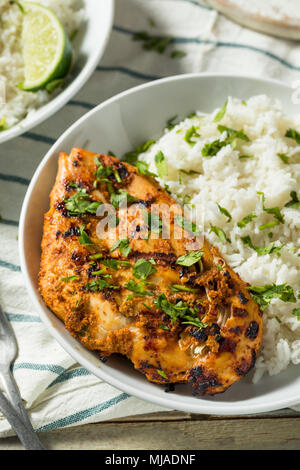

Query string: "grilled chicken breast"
[39, 148, 263, 395]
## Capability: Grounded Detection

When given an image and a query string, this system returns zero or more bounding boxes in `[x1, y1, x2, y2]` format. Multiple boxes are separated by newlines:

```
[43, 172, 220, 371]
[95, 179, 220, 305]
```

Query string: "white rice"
[0, 0, 83, 129]
[138, 94, 300, 382]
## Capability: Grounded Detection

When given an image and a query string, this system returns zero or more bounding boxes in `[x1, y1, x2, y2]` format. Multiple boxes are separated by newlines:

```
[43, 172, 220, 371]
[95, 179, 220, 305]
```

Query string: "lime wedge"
[20, 2, 73, 92]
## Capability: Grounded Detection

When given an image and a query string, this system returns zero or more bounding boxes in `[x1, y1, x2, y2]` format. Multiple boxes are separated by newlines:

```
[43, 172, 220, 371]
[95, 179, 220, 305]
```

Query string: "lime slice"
[20, 2, 73, 92]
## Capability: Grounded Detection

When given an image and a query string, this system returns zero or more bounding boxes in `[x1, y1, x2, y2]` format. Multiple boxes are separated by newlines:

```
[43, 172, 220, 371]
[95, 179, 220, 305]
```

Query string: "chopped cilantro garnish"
[213, 99, 228, 123]
[136, 161, 157, 177]
[170, 285, 199, 293]
[237, 212, 257, 228]
[110, 189, 137, 209]
[247, 283, 296, 311]
[217, 203, 232, 223]
[278, 153, 290, 164]
[258, 221, 280, 231]
[239, 154, 254, 159]
[166, 115, 178, 130]
[154, 294, 206, 329]
[202, 125, 250, 157]
[257, 191, 284, 224]
[285, 128, 300, 144]
[176, 215, 200, 236]
[90, 253, 103, 260]
[123, 139, 156, 165]
[209, 225, 231, 243]
[124, 280, 153, 297]
[94, 158, 114, 182]
[202, 139, 224, 157]
[157, 369, 168, 379]
[61, 275, 80, 283]
[176, 250, 204, 267]
[154, 151, 168, 178]
[179, 169, 201, 176]
[132, 258, 157, 281]
[184, 126, 200, 146]
[91, 269, 107, 276]
[64, 188, 102, 216]
[85, 279, 119, 292]
[110, 238, 131, 257]
[285, 191, 300, 209]
[218, 125, 250, 143]
[292, 308, 300, 320]
[101, 259, 131, 270]
[241, 236, 283, 256]
[79, 225, 94, 246]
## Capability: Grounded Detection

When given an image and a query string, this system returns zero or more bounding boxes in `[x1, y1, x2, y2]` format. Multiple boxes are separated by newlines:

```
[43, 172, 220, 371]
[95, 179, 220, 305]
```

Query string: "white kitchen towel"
[1, 0, 300, 438]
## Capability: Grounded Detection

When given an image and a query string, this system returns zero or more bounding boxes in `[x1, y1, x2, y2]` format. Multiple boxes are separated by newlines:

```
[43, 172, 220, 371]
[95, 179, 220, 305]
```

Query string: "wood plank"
[1, 416, 300, 450]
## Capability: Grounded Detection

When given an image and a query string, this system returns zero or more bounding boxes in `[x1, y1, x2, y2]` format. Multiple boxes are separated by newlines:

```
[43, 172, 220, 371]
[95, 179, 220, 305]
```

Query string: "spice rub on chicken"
[39, 147, 263, 395]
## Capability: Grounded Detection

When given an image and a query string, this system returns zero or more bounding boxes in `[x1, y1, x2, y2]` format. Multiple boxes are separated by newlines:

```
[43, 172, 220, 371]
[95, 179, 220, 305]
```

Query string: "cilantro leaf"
[241, 236, 283, 256]
[61, 275, 80, 283]
[110, 189, 137, 209]
[217, 203, 232, 222]
[285, 128, 300, 144]
[132, 258, 157, 281]
[64, 189, 102, 216]
[154, 151, 168, 178]
[213, 99, 228, 123]
[257, 191, 284, 224]
[202, 125, 250, 157]
[209, 224, 231, 243]
[154, 294, 206, 329]
[176, 250, 204, 267]
[278, 153, 290, 164]
[110, 238, 131, 257]
[247, 283, 296, 311]
[79, 225, 94, 246]
[237, 212, 257, 228]
[176, 215, 200, 236]
[85, 279, 119, 292]
[185, 126, 200, 146]
[123, 139, 156, 165]
[170, 285, 199, 293]
[124, 280, 153, 297]
[292, 308, 300, 320]
[136, 161, 157, 177]
[285, 191, 300, 209]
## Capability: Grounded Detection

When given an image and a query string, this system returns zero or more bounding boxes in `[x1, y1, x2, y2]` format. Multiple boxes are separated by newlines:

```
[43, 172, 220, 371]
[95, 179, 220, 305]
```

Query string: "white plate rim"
[19, 72, 300, 415]
[0, 0, 115, 145]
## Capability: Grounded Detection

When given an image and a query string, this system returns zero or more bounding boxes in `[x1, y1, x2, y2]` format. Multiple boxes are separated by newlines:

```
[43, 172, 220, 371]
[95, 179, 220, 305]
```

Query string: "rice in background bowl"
[138, 94, 300, 382]
[0, 0, 83, 129]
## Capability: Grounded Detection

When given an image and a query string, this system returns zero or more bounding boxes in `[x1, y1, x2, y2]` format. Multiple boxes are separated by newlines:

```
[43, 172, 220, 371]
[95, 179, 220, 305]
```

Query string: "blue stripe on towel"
[113, 25, 300, 72]
[47, 367, 92, 388]
[0, 218, 19, 227]
[0, 173, 30, 186]
[36, 393, 129, 432]
[23, 132, 56, 145]
[0, 260, 21, 272]
[12, 363, 65, 375]
[6, 312, 42, 323]
[96, 65, 161, 81]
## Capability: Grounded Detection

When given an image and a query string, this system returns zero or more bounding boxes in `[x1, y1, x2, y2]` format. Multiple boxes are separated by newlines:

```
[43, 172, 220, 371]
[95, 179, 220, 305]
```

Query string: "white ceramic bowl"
[19, 74, 300, 415]
[0, 0, 114, 144]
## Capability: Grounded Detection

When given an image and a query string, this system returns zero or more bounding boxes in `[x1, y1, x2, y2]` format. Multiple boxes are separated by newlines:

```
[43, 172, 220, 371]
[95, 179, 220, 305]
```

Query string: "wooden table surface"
[1, 408, 300, 450]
